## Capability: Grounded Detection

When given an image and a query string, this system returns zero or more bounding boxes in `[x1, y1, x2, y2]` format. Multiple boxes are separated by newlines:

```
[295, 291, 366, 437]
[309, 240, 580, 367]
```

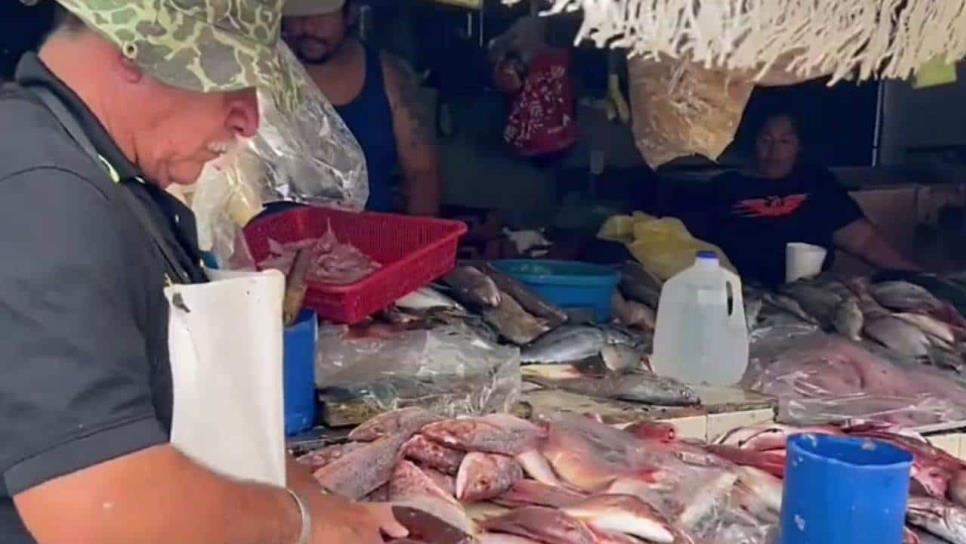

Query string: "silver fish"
[443, 265, 502, 308]
[600, 343, 645, 373]
[396, 287, 465, 311]
[834, 296, 864, 342]
[483, 293, 552, 345]
[907, 497, 966, 544]
[864, 315, 931, 359]
[528, 371, 700, 406]
[896, 313, 956, 345]
[521, 326, 606, 364]
[761, 292, 821, 325]
[780, 283, 843, 328]
[871, 281, 944, 313]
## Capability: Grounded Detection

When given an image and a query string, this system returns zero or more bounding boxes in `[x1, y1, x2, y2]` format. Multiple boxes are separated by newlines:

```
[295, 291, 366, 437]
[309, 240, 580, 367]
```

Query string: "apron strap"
[27, 85, 198, 285]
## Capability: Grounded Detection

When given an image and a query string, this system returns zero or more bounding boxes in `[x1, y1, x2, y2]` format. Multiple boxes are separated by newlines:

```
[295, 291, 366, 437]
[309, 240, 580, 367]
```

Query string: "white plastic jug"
[651, 251, 748, 386]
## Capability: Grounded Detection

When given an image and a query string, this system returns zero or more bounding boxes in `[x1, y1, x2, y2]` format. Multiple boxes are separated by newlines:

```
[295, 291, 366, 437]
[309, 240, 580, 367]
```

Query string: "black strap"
[28, 86, 197, 285]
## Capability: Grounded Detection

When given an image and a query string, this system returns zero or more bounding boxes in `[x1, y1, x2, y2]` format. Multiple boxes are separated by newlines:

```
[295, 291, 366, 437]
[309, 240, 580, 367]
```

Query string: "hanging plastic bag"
[599, 211, 735, 281]
[193, 42, 369, 268]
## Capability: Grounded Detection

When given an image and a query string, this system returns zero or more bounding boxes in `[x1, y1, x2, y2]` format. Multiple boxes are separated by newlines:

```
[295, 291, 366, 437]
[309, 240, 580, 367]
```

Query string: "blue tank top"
[335, 45, 399, 213]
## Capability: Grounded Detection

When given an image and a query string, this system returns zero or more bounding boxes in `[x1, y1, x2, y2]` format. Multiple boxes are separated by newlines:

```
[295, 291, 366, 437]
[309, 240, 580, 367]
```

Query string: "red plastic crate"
[244, 207, 467, 324]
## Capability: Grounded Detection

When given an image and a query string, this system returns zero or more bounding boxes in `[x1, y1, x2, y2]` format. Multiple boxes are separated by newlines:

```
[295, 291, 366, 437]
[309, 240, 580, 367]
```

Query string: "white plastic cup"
[786, 242, 828, 283]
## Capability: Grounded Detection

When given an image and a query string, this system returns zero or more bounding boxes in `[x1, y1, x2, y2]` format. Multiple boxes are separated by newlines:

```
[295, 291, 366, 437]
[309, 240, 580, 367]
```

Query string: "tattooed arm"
[381, 52, 441, 216]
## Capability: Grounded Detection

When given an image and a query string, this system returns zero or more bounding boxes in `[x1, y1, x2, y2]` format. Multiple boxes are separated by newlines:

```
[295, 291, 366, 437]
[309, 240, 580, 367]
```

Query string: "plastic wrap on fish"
[541, 414, 776, 543]
[744, 330, 966, 427]
[315, 324, 521, 417]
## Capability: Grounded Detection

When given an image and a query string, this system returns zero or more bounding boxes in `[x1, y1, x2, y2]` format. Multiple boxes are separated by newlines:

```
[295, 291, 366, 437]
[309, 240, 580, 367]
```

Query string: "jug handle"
[726, 279, 744, 321]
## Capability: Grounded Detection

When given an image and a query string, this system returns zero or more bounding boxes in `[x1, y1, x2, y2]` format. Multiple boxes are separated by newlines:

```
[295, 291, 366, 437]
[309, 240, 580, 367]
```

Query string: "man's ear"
[115, 53, 144, 85]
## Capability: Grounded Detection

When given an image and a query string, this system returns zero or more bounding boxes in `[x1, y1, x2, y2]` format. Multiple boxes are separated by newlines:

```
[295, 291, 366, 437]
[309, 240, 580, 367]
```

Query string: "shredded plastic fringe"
[505, 0, 966, 83]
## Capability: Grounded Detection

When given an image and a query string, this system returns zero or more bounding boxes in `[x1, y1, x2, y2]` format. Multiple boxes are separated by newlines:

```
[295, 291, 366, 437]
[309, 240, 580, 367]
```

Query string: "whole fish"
[479, 262, 568, 327]
[864, 315, 931, 359]
[600, 343, 646, 373]
[483, 293, 552, 345]
[612, 291, 657, 331]
[402, 434, 466, 475]
[780, 283, 842, 328]
[907, 497, 966, 544]
[871, 281, 944, 313]
[521, 326, 607, 364]
[443, 265, 502, 308]
[494, 480, 588, 509]
[396, 287, 465, 311]
[527, 371, 700, 406]
[392, 499, 477, 544]
[313, 432, 410, 499]
[834, 296, 864, 342]
[390, 460, 459, 506]
[897, 313, 956, 345]
[619, 261, 663, 309]
[349, 408, 444, 442]
[482, 506, 597, 544]
[421, 415, 543, 456]
[455, 452, 524, 502]
[562, 494, 677, 543]
[761, 292, 821, 325]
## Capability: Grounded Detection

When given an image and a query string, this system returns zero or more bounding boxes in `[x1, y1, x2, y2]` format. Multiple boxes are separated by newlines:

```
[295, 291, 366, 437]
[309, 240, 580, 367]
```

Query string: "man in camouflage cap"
[0, 2, 404, 543]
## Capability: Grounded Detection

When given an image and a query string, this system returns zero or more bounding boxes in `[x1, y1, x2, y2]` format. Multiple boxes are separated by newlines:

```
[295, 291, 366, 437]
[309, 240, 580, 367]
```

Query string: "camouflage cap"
[55, 0, 301, 111]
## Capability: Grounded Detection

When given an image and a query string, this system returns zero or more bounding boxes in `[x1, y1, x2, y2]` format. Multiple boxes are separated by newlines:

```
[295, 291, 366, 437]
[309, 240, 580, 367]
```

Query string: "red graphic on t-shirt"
[733, 194, 808, 218]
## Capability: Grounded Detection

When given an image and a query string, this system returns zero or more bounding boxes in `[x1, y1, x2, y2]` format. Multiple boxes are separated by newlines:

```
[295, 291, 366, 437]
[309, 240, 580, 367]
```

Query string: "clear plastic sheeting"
[744, 329, 966, 428]
[542, 413, 776, 544]
[315, 325, 521, 417]
[192, 42, 368, 268]
[252, 43, 368, 209]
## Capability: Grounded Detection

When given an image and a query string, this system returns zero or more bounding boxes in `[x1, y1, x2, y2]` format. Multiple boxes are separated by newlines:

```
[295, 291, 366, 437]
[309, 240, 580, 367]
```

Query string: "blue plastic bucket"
[780, 434, 912, 544]
[283, 310, 318, 436]
[493, 260, 620, 322]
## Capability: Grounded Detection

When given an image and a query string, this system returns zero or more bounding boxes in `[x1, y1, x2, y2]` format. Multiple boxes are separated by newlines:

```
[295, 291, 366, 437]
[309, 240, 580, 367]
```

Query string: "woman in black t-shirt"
[706, 112, 919, 285]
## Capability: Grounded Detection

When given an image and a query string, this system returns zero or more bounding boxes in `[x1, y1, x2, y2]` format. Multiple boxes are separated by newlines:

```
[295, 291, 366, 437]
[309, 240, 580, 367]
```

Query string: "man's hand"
[304, 494, 407, 544]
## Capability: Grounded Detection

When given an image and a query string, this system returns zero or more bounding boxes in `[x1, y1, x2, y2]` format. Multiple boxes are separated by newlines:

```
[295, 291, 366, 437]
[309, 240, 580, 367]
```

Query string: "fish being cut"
[403, 434, 466, 475]
[443, 266, 502, 308]
[482, 506, 597, 544]
[390, 460, 460, 506]
[421, 415, 544, 456]
[494, 480, 588, 509]
[348, 408, 443, 442]
[313, 432, 409, 499]
[522, 326, 607, 364]
[483, 293, 552, 345]
[562, 494, 677, 543]
[907, 497, 966, 544]
[455, 452, 524, 502]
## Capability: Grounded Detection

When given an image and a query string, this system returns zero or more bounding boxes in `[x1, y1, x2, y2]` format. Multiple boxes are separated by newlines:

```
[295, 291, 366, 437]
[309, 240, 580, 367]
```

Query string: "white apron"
[165, 269, 287, 487]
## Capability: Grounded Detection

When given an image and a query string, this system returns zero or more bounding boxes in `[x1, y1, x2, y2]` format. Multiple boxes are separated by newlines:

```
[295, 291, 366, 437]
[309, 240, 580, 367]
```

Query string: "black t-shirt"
[706, 166, 863, 286]
[0, 54, 206, 542]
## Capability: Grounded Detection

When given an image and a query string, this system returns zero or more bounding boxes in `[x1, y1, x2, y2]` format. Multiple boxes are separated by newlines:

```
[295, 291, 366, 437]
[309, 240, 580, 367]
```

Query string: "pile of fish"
[260, 222, 381, 285]
[746, 276, 966, 374]
[393, 263, 697, 408]
[298, 408, 803, 543]
[715, 422, 966, 543]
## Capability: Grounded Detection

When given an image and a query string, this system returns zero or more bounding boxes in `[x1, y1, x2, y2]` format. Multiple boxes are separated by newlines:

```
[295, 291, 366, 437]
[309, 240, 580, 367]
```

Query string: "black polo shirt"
[0, 54, 206, 542]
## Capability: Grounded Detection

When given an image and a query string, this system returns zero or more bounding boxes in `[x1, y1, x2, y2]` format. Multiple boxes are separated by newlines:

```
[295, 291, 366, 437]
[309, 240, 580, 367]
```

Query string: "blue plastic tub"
[493, 260, 620, 322]
[780, 434, 912, 544]
[283, 310, 318, 436]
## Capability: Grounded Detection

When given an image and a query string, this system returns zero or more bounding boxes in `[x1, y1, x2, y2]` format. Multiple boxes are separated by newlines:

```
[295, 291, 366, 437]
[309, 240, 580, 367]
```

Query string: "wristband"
[284, 488, 312, 544]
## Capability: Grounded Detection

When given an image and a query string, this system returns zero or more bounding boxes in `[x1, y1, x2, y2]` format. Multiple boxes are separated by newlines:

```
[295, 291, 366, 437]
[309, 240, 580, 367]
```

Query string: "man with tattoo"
[283, 0, 442, 215]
